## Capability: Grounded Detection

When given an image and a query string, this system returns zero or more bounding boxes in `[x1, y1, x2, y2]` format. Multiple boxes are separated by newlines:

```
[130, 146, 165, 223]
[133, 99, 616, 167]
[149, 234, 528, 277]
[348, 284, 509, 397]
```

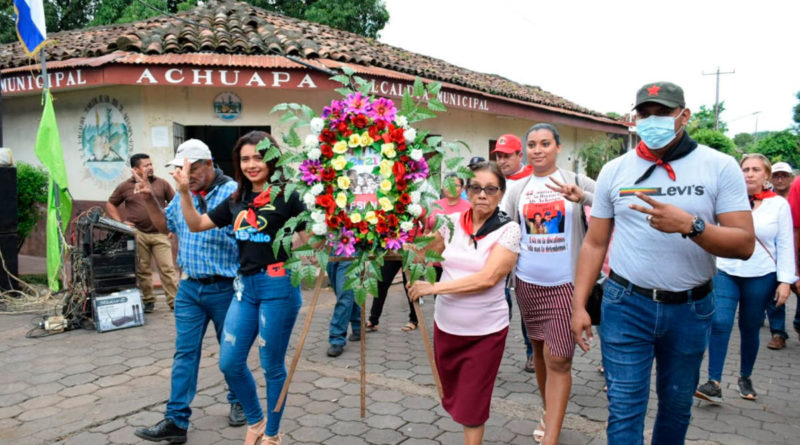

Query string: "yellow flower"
[379, 159, 394, 178]
[365, 211, 378, 225]
[379, 197, 393, 212]
[381, 142, 396, 159]
[331, 156, 347, 171]
[360, 132, 374, 147]
[337, 176, 351, 190]
[380, 179, 393, 192]
[350, 212, 362, 224]
[333, 140, 348, 154]
[336, 192, 348, 209]
[348, 133, 361, 148]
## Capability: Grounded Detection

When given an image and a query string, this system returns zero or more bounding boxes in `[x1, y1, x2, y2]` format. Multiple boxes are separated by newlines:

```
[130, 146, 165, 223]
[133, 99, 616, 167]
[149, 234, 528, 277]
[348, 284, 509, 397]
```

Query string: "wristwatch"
[682, 216, 705, 239]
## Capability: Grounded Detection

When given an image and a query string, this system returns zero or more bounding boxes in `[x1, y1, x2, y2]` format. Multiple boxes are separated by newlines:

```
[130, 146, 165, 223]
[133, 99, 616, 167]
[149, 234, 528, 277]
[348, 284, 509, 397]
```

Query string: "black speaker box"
[0, 232, 18, 291]
[0, 167, 18, 232]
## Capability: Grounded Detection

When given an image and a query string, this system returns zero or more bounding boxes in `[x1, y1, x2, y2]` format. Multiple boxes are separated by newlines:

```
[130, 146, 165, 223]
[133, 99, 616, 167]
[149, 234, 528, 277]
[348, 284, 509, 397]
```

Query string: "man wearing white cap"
[770, 162, 794, 199]
[134, 139, 246, 442]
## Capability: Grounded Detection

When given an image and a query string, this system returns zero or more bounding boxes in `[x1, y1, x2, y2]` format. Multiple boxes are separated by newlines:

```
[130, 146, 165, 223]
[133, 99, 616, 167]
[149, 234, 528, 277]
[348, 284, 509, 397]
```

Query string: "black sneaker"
[134, 418, 187, 443]
[228, 402, 246, 426]
[738, 377, 757, 400]
[144, 302, 155, 313]
[349, 332, 361, 342]
[694, 380, 723, 403]
[326, 344, 344, 357]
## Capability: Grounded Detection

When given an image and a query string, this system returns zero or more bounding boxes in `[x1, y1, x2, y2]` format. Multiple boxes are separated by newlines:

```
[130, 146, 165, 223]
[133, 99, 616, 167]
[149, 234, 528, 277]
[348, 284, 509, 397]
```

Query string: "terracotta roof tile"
[0, 0, 612, 119]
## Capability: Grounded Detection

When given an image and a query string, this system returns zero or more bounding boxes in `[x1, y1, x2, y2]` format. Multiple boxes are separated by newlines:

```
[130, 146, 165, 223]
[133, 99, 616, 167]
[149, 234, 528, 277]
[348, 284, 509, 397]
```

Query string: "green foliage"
[688, 103, 727, 134]
[794, 91, 800, 129]
[692, 129, 737, 156]
[576, 136, 624, 180]
[749, 130, 800, 168]
[733, 132, 755, 149]
[16, 163, 49, 251]
[1, 0, 98, 44]
[604, 111, 622, 120]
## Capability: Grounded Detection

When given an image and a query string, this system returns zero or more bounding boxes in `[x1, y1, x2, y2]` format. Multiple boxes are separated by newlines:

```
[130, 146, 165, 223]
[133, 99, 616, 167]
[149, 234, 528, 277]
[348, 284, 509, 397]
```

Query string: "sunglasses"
[467, 185, 501, 196]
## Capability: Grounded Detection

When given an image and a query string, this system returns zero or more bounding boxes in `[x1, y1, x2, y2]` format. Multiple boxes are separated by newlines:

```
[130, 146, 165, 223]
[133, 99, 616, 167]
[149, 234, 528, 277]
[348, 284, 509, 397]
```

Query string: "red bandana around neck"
[192, 190, 208, 198]
[749, 189, 777, 208]
[245, 187, 272, 227]
[635, 141, 676, 181]
[506, 164, 533, 181]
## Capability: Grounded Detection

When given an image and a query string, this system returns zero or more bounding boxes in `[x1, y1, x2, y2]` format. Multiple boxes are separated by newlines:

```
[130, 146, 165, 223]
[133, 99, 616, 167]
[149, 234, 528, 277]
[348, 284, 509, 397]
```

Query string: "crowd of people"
[104, 80, 799, 445]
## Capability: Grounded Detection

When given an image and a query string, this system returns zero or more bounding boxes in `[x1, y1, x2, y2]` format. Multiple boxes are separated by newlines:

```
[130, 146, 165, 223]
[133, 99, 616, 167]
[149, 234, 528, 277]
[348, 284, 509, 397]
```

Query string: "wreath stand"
[274, 256, 443, 417]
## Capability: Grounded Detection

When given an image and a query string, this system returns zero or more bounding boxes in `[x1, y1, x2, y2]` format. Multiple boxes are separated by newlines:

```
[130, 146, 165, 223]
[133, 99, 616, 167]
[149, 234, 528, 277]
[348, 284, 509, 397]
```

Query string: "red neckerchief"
[246, 187, 272, 227]
[192, 190, 208, 198]
[506, 164, 533, 181]
[635, 141, 676, 181]
[749, 189, 777, 208]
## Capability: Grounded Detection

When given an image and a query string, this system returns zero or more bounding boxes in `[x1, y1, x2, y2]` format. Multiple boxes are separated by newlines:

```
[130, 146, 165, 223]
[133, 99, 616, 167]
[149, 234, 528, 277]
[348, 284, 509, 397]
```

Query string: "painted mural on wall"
[213, 92, 242, 120]
[78, 96, 133, 182]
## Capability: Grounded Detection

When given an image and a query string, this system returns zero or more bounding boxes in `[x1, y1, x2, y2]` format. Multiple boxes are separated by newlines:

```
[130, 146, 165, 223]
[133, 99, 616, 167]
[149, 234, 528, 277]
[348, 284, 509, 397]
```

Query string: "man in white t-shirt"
[571, 81, 755, 445]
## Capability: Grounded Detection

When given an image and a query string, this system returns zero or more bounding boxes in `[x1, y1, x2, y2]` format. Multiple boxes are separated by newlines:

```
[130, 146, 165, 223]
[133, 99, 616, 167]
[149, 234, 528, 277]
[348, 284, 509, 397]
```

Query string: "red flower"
[325, 184, 334, 195]
[320, 129, 337, 144]
[327, 213, 342, 228]
[376, 120, 387, 131]
[337, 121, 349, 134]
[395, 203, 406, 213]
[392, 162, 407, 178]
[341, 128, 353, 138]
[398, 193, 411, 205]
[376, 221, 389, 234]
[396, 178, 408, 191]
[339, 211, 353, 229]
[390, 127, 405, 144]
[321, 168, 336, 182]
[399, 154, 410, 163]
[321, 144, 334, 158]
[351, 114, 368, 129]
[357, 221, 369, 234]
[386, 214, 399, 227]
[368, 125, 380, 140]
[396, 142, 407, 152]
[316, 194, 336, 214]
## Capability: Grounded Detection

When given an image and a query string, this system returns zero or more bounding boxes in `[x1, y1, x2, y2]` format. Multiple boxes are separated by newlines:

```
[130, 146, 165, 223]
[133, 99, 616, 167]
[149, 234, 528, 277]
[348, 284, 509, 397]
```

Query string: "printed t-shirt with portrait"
[208, 189, 306, 275]
[591, 145, 749, 291]
[515, 171, 573, 286]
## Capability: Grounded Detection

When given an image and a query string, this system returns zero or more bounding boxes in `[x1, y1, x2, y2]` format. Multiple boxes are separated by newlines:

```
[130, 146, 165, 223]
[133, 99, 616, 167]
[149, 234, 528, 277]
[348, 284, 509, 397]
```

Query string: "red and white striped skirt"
[515, 278, 575, 358]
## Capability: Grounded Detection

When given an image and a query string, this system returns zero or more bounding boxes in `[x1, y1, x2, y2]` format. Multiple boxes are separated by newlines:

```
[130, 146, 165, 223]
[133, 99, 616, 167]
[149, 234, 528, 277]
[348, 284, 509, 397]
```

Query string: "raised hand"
[169, 158, 191, 194]
[546, 175, 584, 203]
[629, 192, 694, 234]
[131, 168, 151, 195]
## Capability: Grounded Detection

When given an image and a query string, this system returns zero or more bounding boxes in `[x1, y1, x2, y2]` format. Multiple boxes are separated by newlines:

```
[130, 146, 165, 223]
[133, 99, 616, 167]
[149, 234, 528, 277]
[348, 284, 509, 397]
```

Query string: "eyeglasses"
[467, 185, 501, 196]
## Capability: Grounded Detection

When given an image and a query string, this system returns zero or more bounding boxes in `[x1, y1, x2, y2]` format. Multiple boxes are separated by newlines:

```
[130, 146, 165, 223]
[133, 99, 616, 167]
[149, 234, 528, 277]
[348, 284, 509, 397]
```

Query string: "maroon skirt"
[434, 323, 508, 426]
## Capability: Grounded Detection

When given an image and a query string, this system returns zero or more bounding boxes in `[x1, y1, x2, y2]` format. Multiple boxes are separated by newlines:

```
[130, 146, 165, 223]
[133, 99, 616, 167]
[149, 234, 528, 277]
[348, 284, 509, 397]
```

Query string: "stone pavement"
[1, 283, 799, 445]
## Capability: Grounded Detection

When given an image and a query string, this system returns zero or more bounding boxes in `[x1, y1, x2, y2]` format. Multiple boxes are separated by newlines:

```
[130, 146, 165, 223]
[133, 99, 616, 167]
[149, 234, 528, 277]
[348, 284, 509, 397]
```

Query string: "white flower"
[310, 117, 324, 135]
[303, 193, 316, 208]
[311, 222, 328, 235]
[400, 221, 414, 232]
[404, 128, 417, 144]
[407, 204, 422, 217]
[310, 183, 324, 196]
[304, 134, 319, 150]
[307, 147, 321, 160]
[311, 210, 326, 223]
[409, 149, 423, 161]
[395, 115, 408, 128]
[410, 191, 421, 204]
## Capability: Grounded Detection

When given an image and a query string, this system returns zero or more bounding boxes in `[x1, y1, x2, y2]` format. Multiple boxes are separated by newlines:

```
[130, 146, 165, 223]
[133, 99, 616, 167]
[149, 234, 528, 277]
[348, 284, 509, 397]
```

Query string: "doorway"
[173, 124, 271, 178]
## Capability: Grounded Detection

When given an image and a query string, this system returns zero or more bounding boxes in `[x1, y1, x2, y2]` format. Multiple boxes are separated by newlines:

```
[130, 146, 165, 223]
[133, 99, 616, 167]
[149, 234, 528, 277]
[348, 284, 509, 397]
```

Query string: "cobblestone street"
[1, 283, 799, 444]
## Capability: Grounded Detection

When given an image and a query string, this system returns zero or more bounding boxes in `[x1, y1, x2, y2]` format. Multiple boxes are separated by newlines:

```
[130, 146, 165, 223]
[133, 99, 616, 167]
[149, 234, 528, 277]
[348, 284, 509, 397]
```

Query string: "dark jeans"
[368, 260, 416, 326]
[506, 284, 533, 358]
[765, 293, 800, 339]
[327, 260, 361, 346]
[165, 279, 237, 429]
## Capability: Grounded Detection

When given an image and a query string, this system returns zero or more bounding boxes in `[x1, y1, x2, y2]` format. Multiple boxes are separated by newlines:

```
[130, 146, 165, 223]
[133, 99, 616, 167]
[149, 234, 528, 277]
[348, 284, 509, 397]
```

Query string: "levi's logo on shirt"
[619, 185, 705, 197]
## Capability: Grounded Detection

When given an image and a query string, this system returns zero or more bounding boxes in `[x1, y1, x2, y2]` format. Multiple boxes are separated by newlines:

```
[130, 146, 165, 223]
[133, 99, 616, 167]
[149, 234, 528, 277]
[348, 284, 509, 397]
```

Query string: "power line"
[702, 66, 735, 131]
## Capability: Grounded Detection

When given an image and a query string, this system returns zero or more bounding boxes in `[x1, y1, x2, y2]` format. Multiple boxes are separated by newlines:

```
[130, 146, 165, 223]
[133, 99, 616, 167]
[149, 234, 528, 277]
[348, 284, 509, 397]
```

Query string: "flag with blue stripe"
[14, 0, 48, 56]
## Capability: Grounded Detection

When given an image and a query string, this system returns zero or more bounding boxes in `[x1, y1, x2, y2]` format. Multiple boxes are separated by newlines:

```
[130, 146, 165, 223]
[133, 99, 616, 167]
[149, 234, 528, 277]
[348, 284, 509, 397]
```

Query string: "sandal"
[263, 433, 284, 445]
[401, 322, 418, 332]
[533, 417, 545, 443]
[366, 321, 379, 332]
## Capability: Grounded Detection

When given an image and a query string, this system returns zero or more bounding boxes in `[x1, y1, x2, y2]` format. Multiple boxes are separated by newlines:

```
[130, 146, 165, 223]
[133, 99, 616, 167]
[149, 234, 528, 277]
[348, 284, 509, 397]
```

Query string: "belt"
[609, 270, 712, 304]
[188, 275, 234, 285]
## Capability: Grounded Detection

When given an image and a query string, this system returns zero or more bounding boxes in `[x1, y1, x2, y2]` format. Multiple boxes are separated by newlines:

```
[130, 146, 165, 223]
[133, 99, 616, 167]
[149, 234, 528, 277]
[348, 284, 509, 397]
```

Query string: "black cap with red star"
[634, 81, 685, 109]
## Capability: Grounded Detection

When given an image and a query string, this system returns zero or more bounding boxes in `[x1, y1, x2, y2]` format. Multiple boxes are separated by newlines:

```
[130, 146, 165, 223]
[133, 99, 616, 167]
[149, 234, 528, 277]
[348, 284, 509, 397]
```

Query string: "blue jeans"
[765, 293, 799, 339]
[600, 276, 714, 445]
[219, 272, 302, 436]
[165, 279, 237, 429]
[708, 271, 777, 381]
[327, 261, 361, 346]
[506, 286, 533, 357]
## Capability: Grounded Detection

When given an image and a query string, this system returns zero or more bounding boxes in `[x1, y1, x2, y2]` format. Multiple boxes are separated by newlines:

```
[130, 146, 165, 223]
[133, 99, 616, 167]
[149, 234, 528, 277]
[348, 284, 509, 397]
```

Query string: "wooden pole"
[360, 295, 367, 418]
[274, 267, 325, 412]
[412, 299, 444, 400]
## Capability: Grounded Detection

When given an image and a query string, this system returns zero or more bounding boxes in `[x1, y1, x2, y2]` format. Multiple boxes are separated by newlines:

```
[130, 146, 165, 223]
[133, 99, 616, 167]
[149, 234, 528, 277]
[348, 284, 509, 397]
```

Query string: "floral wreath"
[268, 69, 468, 304]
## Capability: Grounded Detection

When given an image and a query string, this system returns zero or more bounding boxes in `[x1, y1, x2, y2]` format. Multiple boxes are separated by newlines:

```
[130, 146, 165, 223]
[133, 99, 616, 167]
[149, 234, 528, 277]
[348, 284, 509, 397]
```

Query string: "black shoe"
[738, 376, 757, 400]
[349, 332, 361, 342]
[327, 344, 344, 357]
[134, 419, 187, 443]
[694, 380, 723, 403]
[144, 302, 155, 313]
[228, 402, 246, 426]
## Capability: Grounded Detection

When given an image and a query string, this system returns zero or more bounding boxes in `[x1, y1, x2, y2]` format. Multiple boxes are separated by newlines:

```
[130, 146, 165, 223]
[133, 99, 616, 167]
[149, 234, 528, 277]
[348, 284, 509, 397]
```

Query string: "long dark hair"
[231, 131, 281, 202]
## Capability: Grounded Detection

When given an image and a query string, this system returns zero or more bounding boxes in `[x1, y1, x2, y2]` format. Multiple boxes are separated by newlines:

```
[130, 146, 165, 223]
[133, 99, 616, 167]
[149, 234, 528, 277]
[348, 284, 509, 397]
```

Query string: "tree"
[794, 91, 800, 130]
[750, 130, 800, 168]
[691, 129, 737, 157]
[688, 103, 728, 134]
[577, 135, 624, 179]
[16, 163, 49, 251]
[733, 132, 755, 149]
[1, 0, 98, 44]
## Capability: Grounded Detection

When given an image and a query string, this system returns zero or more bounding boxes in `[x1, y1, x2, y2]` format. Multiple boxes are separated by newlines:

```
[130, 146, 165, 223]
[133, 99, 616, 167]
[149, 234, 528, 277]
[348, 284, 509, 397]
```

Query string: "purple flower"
[299, 160, 322, 185]
[404, 158, 429, 181]
[322, 100, 346, 125]
[384, 230, 409, 251]
[344, 92, 371, 115]
[369, 97, 397, 123]
[334, 227, 356, 257]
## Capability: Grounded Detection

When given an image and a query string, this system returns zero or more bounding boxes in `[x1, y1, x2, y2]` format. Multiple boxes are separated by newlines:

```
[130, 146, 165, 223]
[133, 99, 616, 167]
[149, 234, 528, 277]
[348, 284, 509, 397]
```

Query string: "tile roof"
[0, 0, 611, 120]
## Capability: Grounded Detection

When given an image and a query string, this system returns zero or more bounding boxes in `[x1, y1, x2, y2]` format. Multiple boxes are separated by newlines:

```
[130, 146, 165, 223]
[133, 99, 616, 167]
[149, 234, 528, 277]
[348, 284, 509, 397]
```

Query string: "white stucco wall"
[3, 84, 614, 201]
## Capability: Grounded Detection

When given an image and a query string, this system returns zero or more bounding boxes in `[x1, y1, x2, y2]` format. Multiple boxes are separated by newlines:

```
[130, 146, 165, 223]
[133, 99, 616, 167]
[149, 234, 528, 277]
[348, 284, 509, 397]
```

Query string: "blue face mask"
[636, 111, 683, 149]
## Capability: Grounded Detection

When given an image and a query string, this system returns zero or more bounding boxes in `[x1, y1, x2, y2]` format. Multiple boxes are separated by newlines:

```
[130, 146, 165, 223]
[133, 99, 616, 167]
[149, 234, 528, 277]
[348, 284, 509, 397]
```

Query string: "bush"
[750, 130, 800, 167]
[577, 136, 624, 179]
[16, 163, 49, 251]
[690, 129, 738, 157]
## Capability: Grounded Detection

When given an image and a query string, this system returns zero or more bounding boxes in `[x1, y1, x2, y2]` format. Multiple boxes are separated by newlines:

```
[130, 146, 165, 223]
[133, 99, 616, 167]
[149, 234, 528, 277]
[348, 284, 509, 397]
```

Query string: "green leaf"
[335, 87, 354, 96]
[401, 91, 415, 116]
[331, 74, 351, 85]
[425, 136, 443, 148]
[270, 103, 289, 113]
[366, 275, 379, 299]
[354, 287, 367, 306]
[413, 78, 425, 97]
[426, 82, 443, 97]
[315, 251, 329, 272]
[424, 249, 444, 264]
[283, 182, 298, 201]
[358, 80, 373, 96]
[427, 98, 447, 112]
[424, 265, 437, 283]
[340, 65, 355, 76]
[409, 108, 437, 123]
[283, 128, 302, 148]
[444, 157, 462, 170]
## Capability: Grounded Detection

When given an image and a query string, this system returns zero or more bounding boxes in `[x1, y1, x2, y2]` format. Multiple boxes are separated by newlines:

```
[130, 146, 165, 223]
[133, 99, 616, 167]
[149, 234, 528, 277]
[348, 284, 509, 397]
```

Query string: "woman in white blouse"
[695, 153, 797, 403]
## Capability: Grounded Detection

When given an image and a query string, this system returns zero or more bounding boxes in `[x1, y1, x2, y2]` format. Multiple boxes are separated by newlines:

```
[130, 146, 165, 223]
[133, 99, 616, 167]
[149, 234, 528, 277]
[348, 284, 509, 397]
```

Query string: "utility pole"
[702, 66, 735, 131]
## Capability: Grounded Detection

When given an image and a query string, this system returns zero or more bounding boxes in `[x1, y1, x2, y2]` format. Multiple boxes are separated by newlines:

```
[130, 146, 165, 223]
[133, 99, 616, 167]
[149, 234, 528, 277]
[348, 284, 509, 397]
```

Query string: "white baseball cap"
[166, 139, 212, 167]
[772, 162, 794, 175]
